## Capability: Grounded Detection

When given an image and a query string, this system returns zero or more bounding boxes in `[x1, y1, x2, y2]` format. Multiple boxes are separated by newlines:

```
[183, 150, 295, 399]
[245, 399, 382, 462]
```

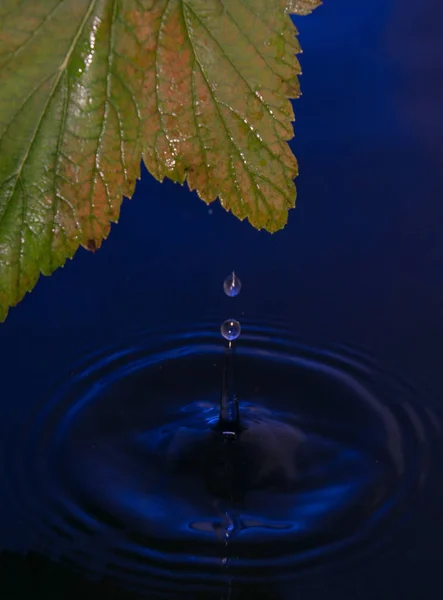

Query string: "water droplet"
[223, 271, 242, 297]
[221, 319, 241, 341]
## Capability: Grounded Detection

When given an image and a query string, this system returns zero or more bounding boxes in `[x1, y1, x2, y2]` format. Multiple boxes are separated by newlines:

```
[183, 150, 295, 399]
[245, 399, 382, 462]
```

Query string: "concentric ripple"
[1, 323, 441, 597]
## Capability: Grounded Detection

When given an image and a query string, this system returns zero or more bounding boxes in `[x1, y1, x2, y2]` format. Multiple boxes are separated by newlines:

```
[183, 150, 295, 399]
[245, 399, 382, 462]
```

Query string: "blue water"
[1, 0, 443, 598]
[1, 323, 440, 597]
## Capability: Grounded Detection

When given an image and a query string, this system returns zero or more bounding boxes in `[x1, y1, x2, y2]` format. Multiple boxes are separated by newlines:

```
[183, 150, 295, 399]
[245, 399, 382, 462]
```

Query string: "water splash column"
[218, 272, 242, 435]
[219, 320, 241, 433]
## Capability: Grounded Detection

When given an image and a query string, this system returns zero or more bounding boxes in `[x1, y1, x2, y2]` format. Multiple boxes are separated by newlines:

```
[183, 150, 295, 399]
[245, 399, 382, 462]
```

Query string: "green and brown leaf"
[0, 0, 320, 321]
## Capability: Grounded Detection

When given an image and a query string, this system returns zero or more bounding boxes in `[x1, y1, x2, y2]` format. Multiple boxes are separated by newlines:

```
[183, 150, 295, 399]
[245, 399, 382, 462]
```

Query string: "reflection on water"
[0, 324, 440, 597]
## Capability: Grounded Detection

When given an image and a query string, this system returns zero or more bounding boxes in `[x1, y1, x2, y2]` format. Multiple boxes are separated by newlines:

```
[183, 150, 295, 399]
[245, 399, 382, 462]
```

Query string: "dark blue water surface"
[1, 0, 443, 598]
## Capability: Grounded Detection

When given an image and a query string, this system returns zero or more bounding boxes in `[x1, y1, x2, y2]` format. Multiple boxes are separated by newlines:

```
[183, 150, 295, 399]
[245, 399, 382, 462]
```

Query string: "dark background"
[1, 0, 443, 597]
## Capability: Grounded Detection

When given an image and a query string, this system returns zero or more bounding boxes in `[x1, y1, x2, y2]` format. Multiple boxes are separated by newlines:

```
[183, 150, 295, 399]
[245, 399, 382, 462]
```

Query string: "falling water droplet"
[223, 271, 242, 297]
[221, 319, 241, 341]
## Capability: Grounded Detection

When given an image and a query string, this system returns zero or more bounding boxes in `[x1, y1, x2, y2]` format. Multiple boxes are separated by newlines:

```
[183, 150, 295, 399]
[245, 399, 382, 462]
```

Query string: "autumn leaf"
[0, 0, 320, 321]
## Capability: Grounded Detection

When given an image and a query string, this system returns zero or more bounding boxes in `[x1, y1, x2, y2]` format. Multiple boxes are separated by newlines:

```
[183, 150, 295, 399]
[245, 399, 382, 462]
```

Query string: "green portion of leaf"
[0, 0, 319, 321]
[0, 0, 150, 321]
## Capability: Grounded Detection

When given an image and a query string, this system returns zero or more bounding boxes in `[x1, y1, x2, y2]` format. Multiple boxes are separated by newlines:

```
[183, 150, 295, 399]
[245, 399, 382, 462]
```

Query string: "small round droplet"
[221, 319, 241, 341]
[223, 271, 242, 297]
